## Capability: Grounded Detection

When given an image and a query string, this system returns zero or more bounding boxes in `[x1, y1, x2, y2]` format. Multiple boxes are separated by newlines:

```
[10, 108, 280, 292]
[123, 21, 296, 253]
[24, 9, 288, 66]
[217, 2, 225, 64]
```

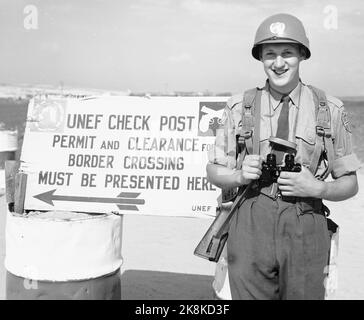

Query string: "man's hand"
[277, 166, 324, 198]
[240, 154, 264, 184]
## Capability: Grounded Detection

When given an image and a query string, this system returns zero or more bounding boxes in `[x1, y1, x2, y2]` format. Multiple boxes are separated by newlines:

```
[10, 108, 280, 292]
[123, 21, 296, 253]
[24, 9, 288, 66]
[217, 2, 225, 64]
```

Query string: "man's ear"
[299, 46, 307, 61]
[259, 46, 265, 62]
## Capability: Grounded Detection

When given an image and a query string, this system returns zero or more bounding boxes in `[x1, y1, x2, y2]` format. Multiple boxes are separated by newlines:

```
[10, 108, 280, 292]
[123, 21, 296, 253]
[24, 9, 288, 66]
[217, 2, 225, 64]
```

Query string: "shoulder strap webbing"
[307, 85, 334, 180]
[241, 88, 257, 154]
[252, 89, 262, 155]
[236, 87, 261, 169]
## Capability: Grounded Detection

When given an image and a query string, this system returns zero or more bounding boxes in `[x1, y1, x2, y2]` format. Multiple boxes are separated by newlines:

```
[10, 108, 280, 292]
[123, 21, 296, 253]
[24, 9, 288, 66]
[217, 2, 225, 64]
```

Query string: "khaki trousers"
[227, 191, 330, 300]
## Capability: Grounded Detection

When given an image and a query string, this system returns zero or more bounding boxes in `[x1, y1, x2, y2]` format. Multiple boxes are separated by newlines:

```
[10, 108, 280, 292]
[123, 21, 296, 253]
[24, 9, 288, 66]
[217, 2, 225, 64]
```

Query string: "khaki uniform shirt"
[208, 80, 361, 179]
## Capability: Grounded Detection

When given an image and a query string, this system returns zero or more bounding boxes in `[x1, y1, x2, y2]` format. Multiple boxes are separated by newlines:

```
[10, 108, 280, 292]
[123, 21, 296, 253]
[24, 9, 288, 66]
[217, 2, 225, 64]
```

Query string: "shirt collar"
[264, 79, 302, 110]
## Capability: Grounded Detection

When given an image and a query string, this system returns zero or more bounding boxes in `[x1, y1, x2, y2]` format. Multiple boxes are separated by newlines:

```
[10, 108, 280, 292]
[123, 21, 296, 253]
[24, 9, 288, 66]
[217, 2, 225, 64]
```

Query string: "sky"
[0, 0, 363, 96]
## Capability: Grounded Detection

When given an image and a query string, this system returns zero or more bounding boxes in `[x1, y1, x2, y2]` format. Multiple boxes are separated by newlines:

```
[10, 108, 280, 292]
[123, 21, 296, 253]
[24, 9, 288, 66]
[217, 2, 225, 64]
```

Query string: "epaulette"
[226, 94, 244, 109]
[326, 94, 344, 110]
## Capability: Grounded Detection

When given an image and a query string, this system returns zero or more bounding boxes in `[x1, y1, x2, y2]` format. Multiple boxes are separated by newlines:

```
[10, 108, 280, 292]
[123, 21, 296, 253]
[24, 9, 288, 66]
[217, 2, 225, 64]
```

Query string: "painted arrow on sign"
[33, 189, 145, 211]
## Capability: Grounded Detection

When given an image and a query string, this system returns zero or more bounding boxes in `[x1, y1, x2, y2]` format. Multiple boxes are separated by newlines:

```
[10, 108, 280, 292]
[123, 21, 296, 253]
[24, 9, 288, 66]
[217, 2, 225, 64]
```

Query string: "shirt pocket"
[259, 123, 271, 142]
[295, 127, 316, 166]
[258, 123, 271, 158]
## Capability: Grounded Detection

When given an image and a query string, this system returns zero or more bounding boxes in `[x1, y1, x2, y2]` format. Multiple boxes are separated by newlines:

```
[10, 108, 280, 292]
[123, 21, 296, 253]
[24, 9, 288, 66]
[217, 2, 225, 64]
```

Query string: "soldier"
[207, 13, 360, 300]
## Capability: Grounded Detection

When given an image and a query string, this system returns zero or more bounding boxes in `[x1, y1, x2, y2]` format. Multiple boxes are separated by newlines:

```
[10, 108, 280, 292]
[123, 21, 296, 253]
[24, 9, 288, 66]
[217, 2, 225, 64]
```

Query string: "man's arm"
[278, 167, 358, 201]
[207, 155, 264, 189]
[206, 163, 243, 189]
[317, 172, 358, 201]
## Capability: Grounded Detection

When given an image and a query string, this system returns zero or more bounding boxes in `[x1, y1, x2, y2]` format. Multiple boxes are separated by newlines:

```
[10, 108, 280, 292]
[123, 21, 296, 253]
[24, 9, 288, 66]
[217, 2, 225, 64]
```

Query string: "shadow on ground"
[120, 270, 214, 300]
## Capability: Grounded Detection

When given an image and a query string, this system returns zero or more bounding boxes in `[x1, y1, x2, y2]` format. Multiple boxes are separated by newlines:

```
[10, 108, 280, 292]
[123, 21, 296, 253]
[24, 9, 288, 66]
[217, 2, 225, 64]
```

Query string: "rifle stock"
[193, 182, 253, 262]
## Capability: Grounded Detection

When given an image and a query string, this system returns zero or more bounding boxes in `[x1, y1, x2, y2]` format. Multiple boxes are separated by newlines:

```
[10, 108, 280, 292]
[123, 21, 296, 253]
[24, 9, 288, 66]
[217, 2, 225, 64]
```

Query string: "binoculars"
[260, 153, 301, 184]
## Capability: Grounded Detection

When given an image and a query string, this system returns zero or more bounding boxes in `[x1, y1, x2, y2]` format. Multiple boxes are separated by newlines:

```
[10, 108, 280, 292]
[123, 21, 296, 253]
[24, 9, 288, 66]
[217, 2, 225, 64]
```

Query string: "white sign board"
[21, 96, 228, 217]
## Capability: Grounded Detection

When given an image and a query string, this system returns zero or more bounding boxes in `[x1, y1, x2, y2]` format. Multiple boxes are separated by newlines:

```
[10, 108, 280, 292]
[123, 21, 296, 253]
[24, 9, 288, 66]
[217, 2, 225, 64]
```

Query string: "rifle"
[193, 181, 254, 262]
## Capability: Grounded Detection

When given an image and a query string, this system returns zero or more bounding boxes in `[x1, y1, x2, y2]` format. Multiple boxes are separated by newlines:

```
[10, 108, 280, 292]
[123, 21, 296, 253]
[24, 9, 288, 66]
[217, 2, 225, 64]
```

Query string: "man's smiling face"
[261, 43, 304, 93]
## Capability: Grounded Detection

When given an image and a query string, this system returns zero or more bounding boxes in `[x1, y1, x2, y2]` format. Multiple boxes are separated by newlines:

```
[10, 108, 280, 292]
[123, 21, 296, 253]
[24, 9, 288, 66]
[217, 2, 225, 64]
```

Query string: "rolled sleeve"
[331, 104, 362, 178]
[207, 104, 237, 169]
[332, 154, 362, 178]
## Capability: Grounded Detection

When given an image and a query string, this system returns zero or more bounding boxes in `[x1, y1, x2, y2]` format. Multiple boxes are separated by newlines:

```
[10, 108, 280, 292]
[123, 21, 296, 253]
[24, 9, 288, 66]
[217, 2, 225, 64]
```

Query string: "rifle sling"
[215, 182, 254, 238]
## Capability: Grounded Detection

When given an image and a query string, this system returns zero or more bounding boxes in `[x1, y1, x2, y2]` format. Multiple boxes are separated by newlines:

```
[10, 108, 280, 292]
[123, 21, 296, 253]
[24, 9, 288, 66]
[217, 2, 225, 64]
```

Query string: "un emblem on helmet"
[270, 22, 286, 36]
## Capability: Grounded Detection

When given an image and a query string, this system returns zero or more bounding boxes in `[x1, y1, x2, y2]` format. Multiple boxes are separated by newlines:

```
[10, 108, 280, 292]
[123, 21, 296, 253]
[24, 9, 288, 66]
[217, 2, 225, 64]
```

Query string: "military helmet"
[252, 13, 311, 60]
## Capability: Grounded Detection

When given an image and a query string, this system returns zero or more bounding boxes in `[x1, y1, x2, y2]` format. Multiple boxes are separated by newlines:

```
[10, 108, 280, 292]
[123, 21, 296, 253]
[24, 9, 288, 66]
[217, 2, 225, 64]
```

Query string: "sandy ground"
[1, 170, 364, 300]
